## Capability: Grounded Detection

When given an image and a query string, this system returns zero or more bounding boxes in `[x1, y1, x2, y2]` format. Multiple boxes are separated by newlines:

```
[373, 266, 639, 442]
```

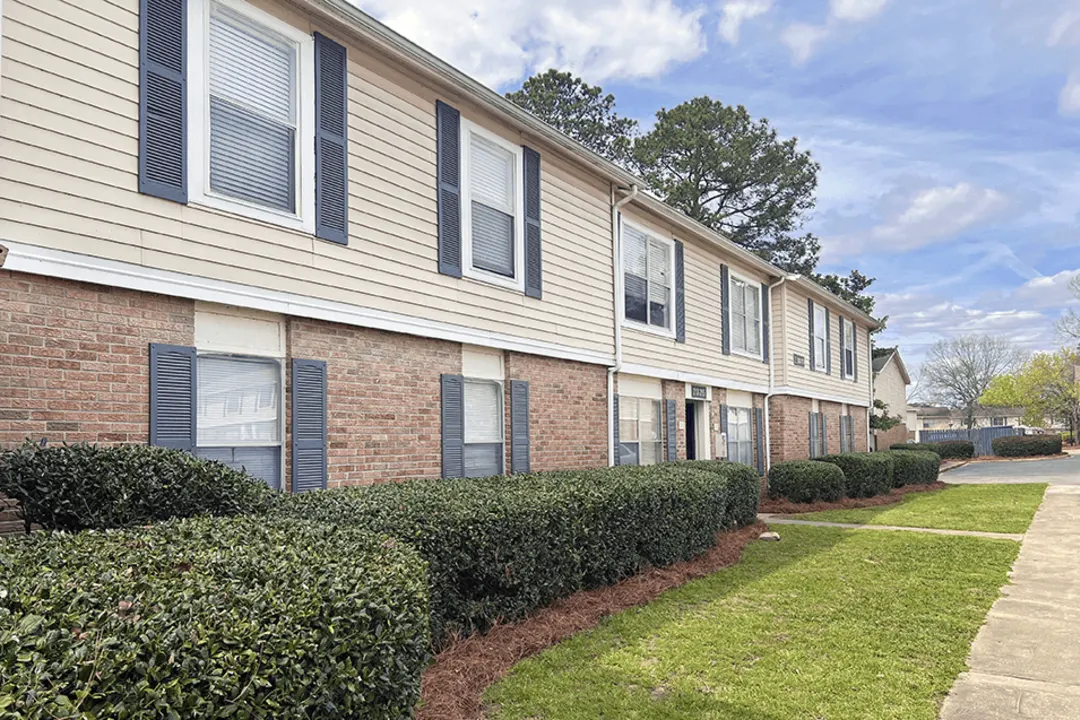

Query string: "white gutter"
[764, 274, 800, 474]
[608, 183, 639, 466]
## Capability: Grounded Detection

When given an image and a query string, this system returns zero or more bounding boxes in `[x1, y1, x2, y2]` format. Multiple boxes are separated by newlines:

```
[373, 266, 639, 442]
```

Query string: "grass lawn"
[789, 483, 1047, 534]
[486, 526, 1018, 720]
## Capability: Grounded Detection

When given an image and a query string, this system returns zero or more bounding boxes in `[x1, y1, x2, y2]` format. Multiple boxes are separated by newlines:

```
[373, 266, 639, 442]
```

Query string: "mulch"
[416, 521, 767, 720]
[758, 482, 948, 515]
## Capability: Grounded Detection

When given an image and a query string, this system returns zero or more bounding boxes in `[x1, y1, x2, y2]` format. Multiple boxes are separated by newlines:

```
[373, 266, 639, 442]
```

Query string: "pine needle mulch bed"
[417, 522, 767, 720]
[486, 525, 1019, 720]
[758, 481, 948, 515]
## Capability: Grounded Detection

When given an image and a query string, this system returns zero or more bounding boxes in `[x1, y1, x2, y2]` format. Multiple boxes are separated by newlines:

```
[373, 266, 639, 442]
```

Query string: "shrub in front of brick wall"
[274, 462, 756, 645]
[0, 441, 276, 532]
[678, 460, 761, 526]
[0, 517, 430, 719]
[890, 440, 975, 460]
[816, 452, 895, 498]
[992, 434, 1064, 458]
[767, 461, 846, 504]
[886, 450, 941, 486]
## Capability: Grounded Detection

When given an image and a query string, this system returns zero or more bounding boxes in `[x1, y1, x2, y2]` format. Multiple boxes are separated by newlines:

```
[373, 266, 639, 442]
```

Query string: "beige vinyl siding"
[0, 0, 615, 357]
[778, 283, 873, 403]
[619, 207, 770, 389]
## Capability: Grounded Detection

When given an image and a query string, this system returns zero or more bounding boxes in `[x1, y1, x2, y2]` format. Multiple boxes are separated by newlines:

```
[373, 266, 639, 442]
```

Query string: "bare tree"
[1057, 274, 1080, 342]
[921, 335, 1027, 429]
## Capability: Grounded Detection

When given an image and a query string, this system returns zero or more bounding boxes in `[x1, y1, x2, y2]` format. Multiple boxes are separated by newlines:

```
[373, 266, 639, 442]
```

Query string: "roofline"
[303, 0, 878, 326]
[874, 348, 911, 384]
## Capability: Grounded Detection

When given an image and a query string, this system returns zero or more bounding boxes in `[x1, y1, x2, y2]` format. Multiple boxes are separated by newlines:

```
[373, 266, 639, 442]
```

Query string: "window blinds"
[469, 134, 515, 277]
[197, 355, 280, 445]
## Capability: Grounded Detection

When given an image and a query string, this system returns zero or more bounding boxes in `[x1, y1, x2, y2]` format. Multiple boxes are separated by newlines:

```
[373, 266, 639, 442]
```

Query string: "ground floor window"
[464, 378, 504, 477]
[195, 354, 282, 489]
[619, 396, 662, 466]
[728, 406, 753, 465]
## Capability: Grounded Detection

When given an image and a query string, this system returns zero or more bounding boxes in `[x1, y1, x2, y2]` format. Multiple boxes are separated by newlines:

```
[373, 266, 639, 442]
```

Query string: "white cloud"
[352, 0, 707, 88]
[781, 23, 829, 66]
[1048, 9, 1080, 46]
[718, 0, 771, 45]
[1060, 72, 1080, 115]
[829, 0, 889, 23]
[1014, 270, 1080, 309]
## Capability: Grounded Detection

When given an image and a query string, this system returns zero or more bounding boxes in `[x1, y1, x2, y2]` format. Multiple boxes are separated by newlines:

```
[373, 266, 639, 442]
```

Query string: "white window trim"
[459, 119, 526, 292]
[842, 318, 857, 382]
[728, 405, 754, 465]
[727, 270, 763, 361]
[463, 377, 506, 445]
[187, 0, 316, 234]
[811, 302, 828, 373]
[619, 218, 676, 339]
[619, 395, 664, 466]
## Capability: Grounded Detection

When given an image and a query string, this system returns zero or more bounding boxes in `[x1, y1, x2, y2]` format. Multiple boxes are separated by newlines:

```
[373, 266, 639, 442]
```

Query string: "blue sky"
[356, 0, 1080, 370]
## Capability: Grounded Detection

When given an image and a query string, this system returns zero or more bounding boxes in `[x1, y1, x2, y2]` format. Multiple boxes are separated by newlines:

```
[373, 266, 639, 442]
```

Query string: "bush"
[274, 462, 755, 644]
[890, 441, 975, 460]
[887, 450, 941, 486]
[679, 460, 761, 526]
[816, 452, 895, 498]
[767, 461, 846, 504]
[992, 434, 1064, 457]
[0, 517, 430, 719]
[0, 442, 276, 532]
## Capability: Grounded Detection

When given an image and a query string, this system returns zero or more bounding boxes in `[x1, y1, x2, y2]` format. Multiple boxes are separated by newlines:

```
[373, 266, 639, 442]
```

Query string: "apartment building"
[0, 0, 878, 491]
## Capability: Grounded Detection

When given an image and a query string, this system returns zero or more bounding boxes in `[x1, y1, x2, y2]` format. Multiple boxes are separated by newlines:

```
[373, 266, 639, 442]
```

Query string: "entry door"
[685, 402, 697, 460]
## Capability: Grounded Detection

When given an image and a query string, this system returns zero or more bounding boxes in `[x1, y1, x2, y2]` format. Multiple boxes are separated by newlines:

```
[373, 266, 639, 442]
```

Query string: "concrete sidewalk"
[941, 485, 1080, 719]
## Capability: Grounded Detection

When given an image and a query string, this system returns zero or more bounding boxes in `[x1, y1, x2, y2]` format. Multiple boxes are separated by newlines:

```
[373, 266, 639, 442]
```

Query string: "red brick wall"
[0, 271, 194, 448]
[820, 401, 843, 456]
[875, 423, 908, 451]
[768, 394, 813, 464]
[287, 318, 460, 489]
[506, 353, 609, 471]
[852, 405, 870, 452]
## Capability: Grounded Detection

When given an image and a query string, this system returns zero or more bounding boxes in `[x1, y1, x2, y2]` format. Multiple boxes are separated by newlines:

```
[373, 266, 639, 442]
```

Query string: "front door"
[686, 402, 697, 460]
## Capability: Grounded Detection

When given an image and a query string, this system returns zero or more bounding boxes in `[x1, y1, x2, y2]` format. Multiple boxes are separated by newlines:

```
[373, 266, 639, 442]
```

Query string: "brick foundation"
[767, 394, 813, 463]
[852, 405, 869, 452]
[874, 423, 908, 451]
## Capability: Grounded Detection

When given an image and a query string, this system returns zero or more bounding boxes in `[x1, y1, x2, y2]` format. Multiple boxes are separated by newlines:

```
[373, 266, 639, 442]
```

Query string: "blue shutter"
[754, 407, 764, 474]
[139, 0, 187, 203]
[761, 282, 770, 364]
[850, 414, 857, 450]
[149, 343, 196, 450]
[720, 264, 731, 355]
[808, 412, 816, 458]
[807, 299, 816, 370]
[821, 413, 828, 455]
[436, 101, 462, 277]
[291, 359, 327, 493]
[839, 316, 847, 379]
[612, 394, 621, 466]
[825, 309, 832, 375]
[523, 146, 543, 299]
[853, 325, 859, 382]
[675, 241, 686, 343]
[720, 404, 729, 458]
[665, 399, 677, 462]
[510, 380, 530, 473]
[441, 374, 464, 477]
[314, 33, 348, 245]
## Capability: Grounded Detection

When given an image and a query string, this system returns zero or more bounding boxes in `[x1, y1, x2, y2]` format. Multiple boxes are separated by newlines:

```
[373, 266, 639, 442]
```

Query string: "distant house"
[872, 348, 911, 449]
[911, 406, 1025, 433]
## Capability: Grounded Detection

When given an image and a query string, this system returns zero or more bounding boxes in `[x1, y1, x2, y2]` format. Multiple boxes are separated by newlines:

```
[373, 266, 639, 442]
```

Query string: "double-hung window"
[619, 396, 663, 466]
[622, 222, 673, 333]
[464, 378, 504, 477]
[189, 0, 315, 231]
[842, 319, 855, 378]
[812, 303, 827, 371]
[730, 276, 762, 357]
[992, 417, 1006, 427]
[461, 122, 524, 289]
[728, 406, 754, 465]
[196, 355, 283, 489]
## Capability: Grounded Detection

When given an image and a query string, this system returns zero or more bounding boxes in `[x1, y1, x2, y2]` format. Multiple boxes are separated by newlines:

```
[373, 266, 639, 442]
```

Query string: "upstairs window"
[623, 222, 673, 334]
[842, 319, 855, 378]
[730, 276, 762, 357]
[812, 303, 827, 371]
[461, 122, 524, 289]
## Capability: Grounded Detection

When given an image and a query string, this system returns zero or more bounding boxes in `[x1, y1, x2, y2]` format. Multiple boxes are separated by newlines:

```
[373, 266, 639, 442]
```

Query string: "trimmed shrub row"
[274, 461, 759, 644]
[992, 434, 1063, 457]
[818, 452, 894, 498]
[890, 440, 975, 460]
[889, 450, 941, 487]
[0, 442, 276, 532]
[767, 461, 845, 504]
[0, 517, 430, 719]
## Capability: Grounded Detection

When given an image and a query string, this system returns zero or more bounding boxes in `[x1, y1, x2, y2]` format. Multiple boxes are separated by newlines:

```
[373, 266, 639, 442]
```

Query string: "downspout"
[608, 182, 639, 465]
[763, 274, 800, 473]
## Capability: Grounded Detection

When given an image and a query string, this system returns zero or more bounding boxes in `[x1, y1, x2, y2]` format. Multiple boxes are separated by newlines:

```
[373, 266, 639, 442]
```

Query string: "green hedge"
[767, 461, 846, 504]
[0, 517, 429, 719]
[816, 452, 895, 498]
[0, 442, 276, 532]
[890, 440, 975, 460]
[992, 434, 1063, 457]
[678, 460, 761, 526]
[274, 462, 756, 644]
[886, 450, 941, 486]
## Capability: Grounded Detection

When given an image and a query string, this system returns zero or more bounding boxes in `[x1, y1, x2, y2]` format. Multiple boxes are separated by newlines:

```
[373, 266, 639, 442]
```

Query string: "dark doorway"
[685, 401, 697, 460]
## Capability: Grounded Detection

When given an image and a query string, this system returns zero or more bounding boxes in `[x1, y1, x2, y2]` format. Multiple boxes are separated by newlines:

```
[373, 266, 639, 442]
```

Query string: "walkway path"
[940, 485, 1080, 720]
[757, 515, 1024, 541]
